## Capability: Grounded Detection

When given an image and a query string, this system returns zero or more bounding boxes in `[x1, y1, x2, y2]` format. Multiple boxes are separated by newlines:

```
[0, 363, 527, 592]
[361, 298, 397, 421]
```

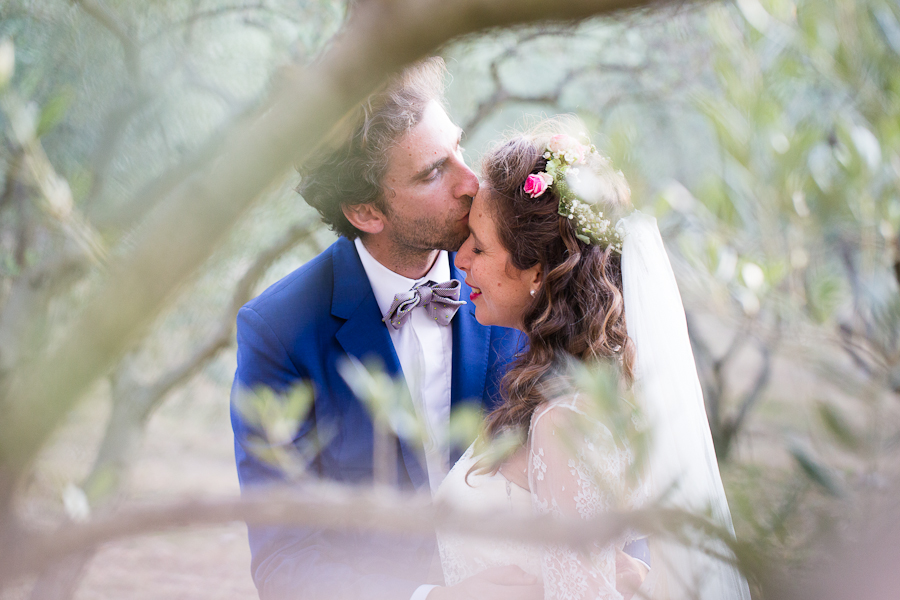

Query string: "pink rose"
[524, 172, 553, 198]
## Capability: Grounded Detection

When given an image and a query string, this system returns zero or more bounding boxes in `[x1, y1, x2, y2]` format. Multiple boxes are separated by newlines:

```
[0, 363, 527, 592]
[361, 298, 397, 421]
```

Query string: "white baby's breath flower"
[741, 262, 765, 291]
[537, 139, 623, 252]
[63, 484, 90, 522]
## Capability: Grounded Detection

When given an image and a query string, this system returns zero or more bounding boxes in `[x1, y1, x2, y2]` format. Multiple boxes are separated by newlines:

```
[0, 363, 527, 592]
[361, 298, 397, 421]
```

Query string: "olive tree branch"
[72, 0, 141, 82]
[0, 0, 682, 504]
[84, 218, 321, 498]
[3, 486, 730, 583]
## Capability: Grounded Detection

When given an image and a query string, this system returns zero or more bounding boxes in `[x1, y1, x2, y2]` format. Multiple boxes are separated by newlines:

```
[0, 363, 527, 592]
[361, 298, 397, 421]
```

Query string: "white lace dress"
[436, 396, 647, 600]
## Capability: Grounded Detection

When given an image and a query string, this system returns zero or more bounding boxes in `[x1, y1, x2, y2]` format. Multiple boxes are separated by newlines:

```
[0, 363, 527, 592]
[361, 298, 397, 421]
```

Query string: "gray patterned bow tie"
[382, 279, 466, 332]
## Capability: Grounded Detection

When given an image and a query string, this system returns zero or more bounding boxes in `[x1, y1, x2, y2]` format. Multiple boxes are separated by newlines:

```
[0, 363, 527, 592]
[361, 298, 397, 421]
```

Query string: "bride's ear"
[528, 264, 543, 289]
[343, 202, 385, 235]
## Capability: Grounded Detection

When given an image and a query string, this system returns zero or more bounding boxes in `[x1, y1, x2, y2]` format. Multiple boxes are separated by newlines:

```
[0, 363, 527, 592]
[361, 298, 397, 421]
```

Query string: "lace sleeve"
[528, 400, 633, 600]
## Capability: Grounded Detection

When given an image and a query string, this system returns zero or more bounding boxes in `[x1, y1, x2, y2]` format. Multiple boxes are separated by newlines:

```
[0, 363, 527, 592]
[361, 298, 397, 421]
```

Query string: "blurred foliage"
[0, 0, 344, 394]
[338, 356, 515, 483]
[0, 0, 341, 476]
[445, 0, 900, 588]
[0, 0, 899, 596]
[673, 0, 900, 582]
[234, 382, 318, 480]
[571, 358, 650, 480]
[0, 3, 343, 595]
[339, 356, 423, 447]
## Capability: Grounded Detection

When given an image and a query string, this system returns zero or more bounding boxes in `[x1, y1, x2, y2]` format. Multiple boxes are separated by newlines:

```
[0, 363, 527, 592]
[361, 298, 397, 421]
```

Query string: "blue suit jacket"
[231, 236, 524, 600]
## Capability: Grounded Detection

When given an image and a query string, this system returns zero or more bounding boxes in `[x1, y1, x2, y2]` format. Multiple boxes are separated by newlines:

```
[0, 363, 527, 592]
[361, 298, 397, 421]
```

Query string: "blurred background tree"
[0, 0, 898, 598]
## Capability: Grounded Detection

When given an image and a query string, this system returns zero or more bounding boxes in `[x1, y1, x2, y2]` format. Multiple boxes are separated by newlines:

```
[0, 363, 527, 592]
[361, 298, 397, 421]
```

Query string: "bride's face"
[455, 189, 541, 330]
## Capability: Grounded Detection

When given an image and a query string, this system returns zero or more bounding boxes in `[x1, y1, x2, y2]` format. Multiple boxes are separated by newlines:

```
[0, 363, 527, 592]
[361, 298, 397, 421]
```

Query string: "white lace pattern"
[436, 395, 647, 600]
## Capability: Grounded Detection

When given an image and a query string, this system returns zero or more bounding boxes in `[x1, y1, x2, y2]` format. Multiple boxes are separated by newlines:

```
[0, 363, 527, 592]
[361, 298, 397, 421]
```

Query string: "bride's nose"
[455, 239, 472, 273]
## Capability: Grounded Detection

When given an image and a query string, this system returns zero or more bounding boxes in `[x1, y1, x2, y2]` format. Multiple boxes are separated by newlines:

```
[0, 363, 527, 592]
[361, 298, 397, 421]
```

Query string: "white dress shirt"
[354, 238, 455, 493]
[355, 239, 453, 600]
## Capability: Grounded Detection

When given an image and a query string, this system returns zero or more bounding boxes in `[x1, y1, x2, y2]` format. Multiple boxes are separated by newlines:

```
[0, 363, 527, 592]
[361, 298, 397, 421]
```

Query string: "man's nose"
[455, 160, 479, 199]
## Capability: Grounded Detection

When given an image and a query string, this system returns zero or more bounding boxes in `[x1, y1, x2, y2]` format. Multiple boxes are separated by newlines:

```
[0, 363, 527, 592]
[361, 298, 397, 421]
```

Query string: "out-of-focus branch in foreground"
[0, 0, 675, 500]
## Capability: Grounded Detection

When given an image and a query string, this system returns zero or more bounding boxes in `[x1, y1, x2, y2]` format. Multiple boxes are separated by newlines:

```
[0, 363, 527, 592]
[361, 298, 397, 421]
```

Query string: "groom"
[230, 58, 538, 600]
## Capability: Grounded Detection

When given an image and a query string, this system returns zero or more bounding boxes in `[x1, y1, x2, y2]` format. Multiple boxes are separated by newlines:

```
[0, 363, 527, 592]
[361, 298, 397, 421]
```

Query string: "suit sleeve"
[231, 306, 429, 600]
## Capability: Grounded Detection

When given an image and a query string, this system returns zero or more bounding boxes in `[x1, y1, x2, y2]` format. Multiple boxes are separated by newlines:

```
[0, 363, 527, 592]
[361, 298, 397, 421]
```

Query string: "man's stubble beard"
[386, 211, 470, 270]
[385, 196, 472, 256]
[391, 221, 467, 258]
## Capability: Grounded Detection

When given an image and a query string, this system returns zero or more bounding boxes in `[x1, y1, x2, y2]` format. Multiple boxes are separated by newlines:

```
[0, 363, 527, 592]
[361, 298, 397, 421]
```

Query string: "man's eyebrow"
[412, 156, 447, 181]
[411, 128, 464, 182]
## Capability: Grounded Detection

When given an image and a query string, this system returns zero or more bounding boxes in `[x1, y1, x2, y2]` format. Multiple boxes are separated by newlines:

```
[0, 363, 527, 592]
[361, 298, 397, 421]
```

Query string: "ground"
[7, 368, 259, 600]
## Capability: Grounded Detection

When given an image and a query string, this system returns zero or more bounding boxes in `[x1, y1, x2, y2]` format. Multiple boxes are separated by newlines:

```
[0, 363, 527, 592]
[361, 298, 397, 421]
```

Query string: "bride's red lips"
[467, 281, 482, 301]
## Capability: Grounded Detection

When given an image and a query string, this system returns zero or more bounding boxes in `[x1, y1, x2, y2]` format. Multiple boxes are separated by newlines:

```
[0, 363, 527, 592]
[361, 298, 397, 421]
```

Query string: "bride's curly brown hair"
[480, 130, 635, 440]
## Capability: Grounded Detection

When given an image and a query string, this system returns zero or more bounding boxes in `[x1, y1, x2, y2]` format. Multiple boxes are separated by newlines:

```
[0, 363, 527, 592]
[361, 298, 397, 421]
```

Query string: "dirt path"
[12, 370, 260, 600]
[76, 524, 256, 600]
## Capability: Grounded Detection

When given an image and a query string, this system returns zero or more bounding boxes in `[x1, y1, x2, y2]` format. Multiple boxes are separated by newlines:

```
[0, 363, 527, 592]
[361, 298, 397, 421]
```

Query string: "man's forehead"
[388, 102, 461, 173]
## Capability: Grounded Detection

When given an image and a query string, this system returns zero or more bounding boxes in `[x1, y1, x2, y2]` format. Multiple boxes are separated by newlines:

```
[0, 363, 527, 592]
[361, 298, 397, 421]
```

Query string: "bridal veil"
[617, 211, 752, 600]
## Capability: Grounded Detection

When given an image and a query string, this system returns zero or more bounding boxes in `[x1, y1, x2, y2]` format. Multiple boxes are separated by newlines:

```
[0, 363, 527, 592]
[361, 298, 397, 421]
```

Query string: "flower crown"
[523, 134, 623, 253]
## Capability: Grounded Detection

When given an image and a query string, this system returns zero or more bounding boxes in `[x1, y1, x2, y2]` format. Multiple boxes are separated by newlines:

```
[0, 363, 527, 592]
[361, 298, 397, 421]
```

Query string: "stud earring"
[530, 289, 536, 297]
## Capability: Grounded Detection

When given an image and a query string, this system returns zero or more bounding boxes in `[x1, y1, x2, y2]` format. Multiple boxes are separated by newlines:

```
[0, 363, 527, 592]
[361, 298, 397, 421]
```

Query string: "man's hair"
[297, 57, 448, 239]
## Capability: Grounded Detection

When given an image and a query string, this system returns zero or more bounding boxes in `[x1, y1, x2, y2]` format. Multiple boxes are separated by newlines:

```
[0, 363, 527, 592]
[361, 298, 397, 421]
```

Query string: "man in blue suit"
[230, 58, 539, 600]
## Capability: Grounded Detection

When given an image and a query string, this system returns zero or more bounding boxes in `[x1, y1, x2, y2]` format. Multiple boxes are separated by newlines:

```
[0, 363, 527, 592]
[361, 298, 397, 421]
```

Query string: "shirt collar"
[354, 237, 451, 318]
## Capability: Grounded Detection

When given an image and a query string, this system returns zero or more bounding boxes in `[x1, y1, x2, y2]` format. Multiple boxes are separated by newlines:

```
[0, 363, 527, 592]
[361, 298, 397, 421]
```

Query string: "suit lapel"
[331, 237, 428, 489]
[449, 256, 491, 460]
[332, 237, 401, 375]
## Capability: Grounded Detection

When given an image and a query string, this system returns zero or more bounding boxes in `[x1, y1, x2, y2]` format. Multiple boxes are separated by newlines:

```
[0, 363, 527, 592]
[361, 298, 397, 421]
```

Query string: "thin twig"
[142, 2, 303, 45]
[726, 344, 772, 445]
[134, 219, 320, 415]
[72, 0, 141, 82]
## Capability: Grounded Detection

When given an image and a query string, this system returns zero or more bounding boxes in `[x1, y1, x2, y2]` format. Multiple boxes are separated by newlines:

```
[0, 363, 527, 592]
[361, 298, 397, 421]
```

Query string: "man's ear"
[342, 203, 385, 235]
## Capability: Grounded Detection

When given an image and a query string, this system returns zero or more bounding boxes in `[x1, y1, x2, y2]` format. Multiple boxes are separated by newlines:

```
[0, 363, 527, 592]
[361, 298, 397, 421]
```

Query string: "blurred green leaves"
[338, 356, 424, 447]
[789, 443, 843, 497]
[36, 87, 75, 139]
[337, 356, 513, 469]
[816, 402, 861, 452]
[572, 359, 650, 483]
[233, 383, 317, 480]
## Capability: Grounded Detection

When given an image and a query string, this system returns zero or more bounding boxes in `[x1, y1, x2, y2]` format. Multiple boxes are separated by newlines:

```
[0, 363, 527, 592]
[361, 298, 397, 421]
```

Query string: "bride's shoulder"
[531, 394, 578, 423]
[529, 394, 615, 445]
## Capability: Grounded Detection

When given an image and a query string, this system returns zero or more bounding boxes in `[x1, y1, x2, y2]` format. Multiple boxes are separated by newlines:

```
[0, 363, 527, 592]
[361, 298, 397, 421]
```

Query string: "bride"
[431, 126, 752, 600]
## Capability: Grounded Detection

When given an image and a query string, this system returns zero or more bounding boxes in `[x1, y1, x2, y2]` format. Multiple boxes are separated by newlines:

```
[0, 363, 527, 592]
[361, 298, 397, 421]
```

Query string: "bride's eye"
[472, 247, 483, 255]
